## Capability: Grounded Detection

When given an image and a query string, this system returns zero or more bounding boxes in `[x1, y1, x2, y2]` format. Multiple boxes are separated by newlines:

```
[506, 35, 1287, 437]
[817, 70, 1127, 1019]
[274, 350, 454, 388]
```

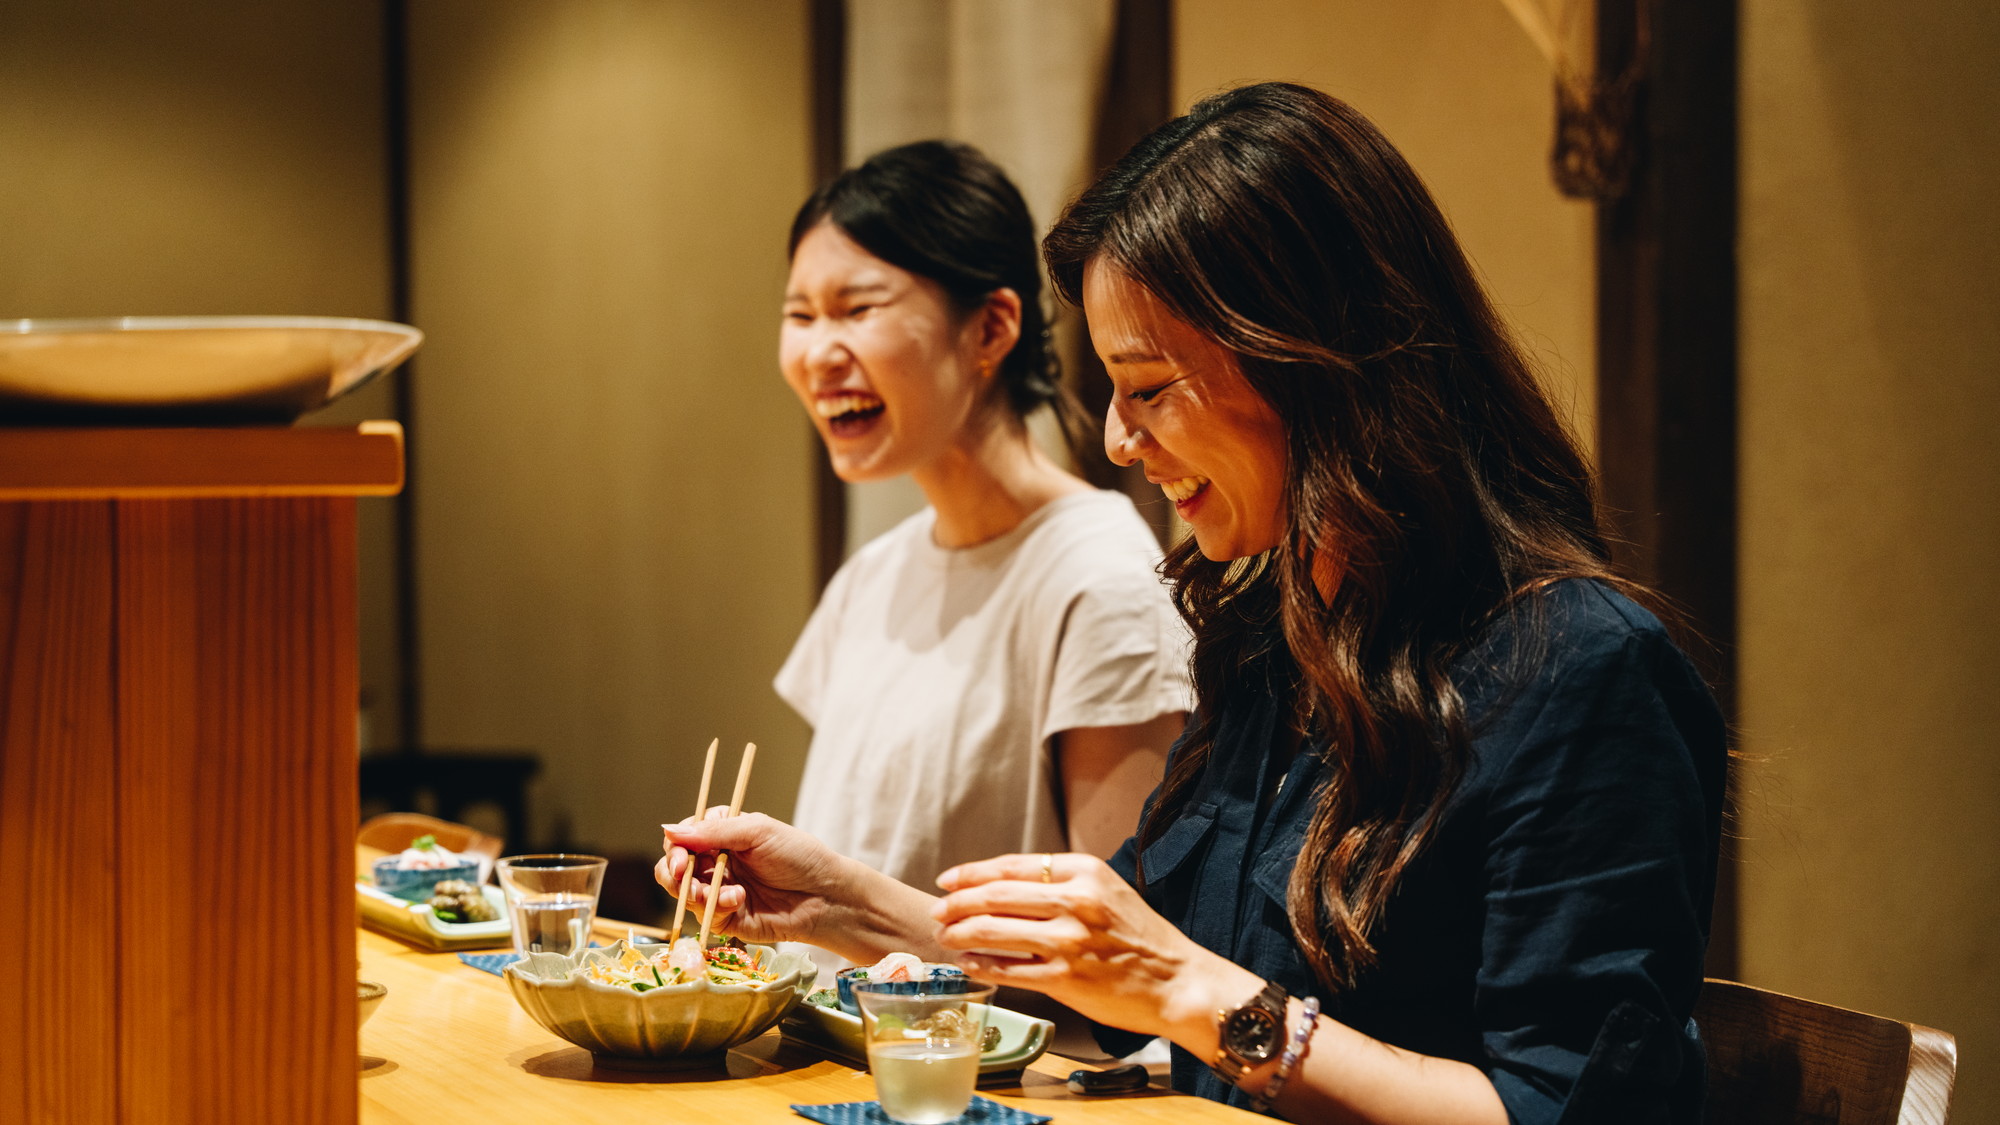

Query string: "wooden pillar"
[1594, 0, 1740, 977]
[1075, 0, 1175, 539]
[810, 0, 849, 589]
[0, 424, 402, 1124]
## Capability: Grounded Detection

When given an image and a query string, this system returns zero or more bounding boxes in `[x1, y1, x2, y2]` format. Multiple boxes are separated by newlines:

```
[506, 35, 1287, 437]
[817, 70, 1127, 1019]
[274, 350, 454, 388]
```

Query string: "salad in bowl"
[505, 936, 811, 1067]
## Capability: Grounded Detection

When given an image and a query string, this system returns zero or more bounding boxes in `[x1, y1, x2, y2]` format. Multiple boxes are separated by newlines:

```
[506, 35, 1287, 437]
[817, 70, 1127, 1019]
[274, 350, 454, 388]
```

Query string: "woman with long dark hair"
[664, 85, 1725, 1123]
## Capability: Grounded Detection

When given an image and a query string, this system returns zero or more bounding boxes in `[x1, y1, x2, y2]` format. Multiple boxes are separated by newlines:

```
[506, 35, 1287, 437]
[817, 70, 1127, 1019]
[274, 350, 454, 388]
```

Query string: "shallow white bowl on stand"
[0, 316, 422, 423]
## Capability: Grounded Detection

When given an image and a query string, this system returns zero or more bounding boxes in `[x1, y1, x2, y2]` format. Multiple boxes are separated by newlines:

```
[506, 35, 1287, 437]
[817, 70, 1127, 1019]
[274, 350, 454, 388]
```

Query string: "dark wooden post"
[1594, 0, 1740, 977]
[810, 0, 849, 588]
[1073, 0, 1175, 540]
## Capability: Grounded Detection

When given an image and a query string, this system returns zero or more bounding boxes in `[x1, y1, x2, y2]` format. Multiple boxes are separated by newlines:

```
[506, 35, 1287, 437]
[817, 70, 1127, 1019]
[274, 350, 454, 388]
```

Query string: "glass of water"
[853, 978, 995, 1125]
[495, 854, 607, 958]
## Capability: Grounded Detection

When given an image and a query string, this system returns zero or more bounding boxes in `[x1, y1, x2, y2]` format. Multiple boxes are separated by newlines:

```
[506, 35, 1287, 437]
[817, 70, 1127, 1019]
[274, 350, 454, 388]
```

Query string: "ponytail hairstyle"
[1046, 82, 1641, 992]
[790, 140, 1078, 431]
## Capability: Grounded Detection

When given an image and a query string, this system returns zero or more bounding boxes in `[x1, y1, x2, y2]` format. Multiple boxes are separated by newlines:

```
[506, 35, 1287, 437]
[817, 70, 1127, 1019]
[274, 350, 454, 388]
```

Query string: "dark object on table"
[1066, 1063, 1149, 1095]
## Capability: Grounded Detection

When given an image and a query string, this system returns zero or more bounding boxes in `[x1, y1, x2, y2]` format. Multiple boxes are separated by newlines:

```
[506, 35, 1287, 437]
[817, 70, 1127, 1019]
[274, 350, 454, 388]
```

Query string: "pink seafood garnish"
[667, 937, 705, 977]
[867, 951, 925, 983]
[392, 841, 465, 870]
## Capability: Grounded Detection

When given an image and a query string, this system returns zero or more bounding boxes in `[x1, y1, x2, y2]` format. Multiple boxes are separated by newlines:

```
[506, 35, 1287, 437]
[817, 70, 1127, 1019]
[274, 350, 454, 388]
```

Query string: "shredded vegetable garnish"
[583, 938, 778, 991]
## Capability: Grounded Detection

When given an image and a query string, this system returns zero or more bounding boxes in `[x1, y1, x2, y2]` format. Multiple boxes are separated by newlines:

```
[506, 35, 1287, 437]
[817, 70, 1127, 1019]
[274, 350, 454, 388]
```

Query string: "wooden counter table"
[357, 925, 1260, 1124]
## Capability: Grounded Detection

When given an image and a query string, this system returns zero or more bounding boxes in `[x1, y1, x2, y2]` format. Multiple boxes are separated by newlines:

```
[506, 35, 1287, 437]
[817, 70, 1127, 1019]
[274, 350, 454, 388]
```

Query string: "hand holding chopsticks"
[655, 768, 947, 963]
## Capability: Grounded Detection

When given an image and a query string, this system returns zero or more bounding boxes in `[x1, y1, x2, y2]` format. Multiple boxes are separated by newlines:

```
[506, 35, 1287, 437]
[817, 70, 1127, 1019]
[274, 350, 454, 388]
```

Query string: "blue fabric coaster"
[790, 1095, 1049, 1125]
[458, 951, 522, 976]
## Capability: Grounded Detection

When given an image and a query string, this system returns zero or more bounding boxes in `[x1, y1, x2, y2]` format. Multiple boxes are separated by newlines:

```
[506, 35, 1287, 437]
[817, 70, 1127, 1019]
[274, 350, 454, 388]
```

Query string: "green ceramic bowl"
[504, 940, 810, 1068]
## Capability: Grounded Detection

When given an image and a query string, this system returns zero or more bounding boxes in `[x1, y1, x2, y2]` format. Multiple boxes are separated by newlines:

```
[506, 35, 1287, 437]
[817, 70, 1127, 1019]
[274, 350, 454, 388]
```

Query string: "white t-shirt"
[777, 489, 1193, 891]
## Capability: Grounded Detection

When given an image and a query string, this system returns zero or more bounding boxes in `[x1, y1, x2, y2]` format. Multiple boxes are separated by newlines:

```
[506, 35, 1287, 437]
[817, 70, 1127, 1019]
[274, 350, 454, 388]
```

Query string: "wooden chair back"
[356, 811, 504, 864]
[1698, 978, 1956, 1125]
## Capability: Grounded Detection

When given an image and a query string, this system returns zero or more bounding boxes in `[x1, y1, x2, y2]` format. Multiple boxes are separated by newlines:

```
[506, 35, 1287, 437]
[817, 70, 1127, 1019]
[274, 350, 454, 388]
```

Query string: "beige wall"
[0, 0, 403, 750]
[1739, 0, 2000, 1117]
[406, 1, 817, 860]
[1174, 0, 1598, 447]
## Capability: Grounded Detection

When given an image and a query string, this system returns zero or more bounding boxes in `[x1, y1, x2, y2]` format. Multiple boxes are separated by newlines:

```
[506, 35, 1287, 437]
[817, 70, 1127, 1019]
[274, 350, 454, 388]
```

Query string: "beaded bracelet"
[1251, 995, 1320, 1112]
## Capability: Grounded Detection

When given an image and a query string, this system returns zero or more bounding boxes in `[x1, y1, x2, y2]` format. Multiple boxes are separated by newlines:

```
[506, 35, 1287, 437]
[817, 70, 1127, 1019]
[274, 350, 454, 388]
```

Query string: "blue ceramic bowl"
[372, 856, 481, 903]
[834, 963, 967, 1015]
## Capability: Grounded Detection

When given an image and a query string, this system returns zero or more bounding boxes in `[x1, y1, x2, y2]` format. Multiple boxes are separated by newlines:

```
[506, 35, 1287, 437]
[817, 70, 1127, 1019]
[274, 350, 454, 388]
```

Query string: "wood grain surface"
[0, 501, 120, 1123]
[357, 926, 1259, 1124]
[0, 422, 403, 499]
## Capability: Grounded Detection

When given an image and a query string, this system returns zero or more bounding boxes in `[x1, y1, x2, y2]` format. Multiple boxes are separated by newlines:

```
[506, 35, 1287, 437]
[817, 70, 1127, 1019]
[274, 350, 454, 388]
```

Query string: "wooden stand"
[0, 423, 403, 1124]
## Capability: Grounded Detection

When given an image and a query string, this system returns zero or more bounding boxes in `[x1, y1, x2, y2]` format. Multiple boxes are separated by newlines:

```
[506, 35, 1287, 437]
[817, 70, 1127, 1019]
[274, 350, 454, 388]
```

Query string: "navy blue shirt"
[1099, 580, 1727, 1122]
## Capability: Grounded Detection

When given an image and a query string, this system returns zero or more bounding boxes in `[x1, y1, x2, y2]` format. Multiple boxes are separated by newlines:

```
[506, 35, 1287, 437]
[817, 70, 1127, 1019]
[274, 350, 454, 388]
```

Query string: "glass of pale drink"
[853, 979, 996, 1124]
[495, 854, 607, 958]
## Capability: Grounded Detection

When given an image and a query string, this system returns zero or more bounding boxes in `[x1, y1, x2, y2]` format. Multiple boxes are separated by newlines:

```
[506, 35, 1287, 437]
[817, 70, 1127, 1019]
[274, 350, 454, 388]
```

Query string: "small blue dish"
[835, 963, 967, 1015]
[371, 856, 481, 902]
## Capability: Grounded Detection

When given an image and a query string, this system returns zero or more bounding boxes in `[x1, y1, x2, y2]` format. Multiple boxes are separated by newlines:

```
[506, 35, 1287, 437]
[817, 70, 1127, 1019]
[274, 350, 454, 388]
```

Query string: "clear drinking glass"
[495, 854, 607, 957]
[854, 979, 996, 1125]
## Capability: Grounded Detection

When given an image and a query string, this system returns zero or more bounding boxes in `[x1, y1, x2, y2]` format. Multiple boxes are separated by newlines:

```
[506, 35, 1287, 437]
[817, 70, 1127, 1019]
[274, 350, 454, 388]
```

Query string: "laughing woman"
[668, 85, 1725, 1123]
[773, 141, 1190, 938]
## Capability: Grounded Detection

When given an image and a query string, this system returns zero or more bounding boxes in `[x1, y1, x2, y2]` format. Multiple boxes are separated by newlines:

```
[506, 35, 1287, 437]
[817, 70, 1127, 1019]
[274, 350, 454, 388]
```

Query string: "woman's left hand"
[931, 852, 1257, 1041]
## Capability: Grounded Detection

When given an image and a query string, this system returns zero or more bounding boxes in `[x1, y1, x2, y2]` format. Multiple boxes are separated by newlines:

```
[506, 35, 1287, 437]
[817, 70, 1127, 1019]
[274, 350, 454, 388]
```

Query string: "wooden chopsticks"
[665, 739, 756, 949]
[697, 743, 756, 951]
[667, 738, 720, 944]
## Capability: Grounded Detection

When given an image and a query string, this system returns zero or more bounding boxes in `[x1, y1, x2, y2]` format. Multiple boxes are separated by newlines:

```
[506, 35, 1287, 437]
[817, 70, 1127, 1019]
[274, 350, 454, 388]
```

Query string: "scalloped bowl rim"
[504, 939, 813, 1059]
[508, 940, 812, 998]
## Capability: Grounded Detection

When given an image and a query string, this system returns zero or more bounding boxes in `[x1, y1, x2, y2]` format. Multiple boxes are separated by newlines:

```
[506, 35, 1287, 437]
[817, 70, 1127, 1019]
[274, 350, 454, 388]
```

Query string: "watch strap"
[1208, 980, 1289, 1087]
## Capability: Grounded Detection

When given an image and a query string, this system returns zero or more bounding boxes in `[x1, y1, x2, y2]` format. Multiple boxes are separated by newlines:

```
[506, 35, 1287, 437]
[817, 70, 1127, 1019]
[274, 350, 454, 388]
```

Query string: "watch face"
[1223, 1007, 1283, 1060]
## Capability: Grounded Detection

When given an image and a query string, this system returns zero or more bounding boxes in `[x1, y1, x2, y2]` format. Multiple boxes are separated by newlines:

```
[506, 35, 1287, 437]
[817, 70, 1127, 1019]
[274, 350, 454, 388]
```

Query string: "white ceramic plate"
[0, 316, 421, 422]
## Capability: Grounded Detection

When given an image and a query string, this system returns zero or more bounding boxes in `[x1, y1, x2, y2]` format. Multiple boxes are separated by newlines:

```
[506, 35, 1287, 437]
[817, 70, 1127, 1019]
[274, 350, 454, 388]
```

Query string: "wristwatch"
[1210, 980, 1289, 1088]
